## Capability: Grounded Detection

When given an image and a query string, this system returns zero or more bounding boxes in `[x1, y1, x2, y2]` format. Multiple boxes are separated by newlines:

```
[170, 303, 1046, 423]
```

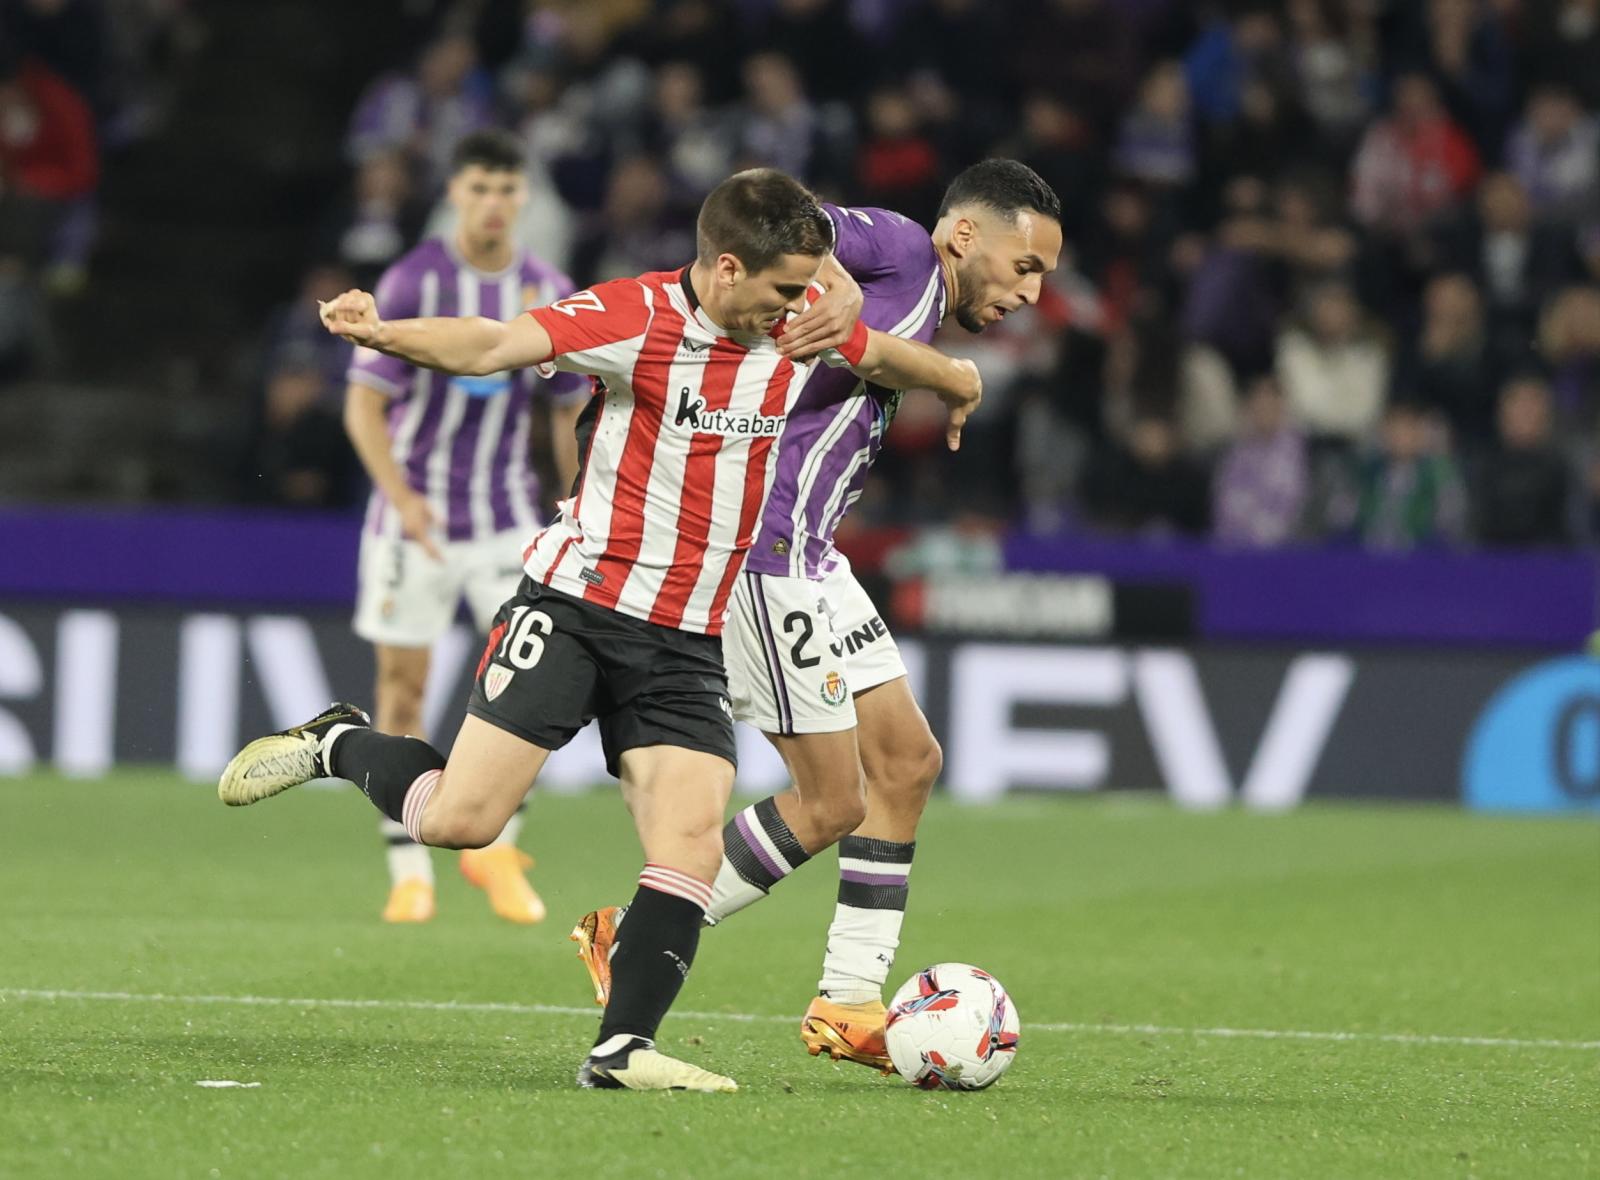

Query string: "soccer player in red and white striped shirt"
[216, 169, 980, 1093]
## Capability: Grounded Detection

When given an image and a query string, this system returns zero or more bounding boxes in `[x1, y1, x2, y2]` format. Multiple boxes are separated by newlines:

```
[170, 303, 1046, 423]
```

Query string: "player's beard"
[951, 255, 989, 333]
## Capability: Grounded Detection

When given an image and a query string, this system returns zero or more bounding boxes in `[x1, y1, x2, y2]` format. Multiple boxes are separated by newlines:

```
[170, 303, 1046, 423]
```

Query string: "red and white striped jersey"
[521, 266, 866, 636]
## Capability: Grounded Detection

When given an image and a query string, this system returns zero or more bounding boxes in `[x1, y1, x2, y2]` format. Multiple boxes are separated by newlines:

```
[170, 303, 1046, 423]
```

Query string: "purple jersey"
[745, 204, 947, 578]
[349, 238, 589, 543]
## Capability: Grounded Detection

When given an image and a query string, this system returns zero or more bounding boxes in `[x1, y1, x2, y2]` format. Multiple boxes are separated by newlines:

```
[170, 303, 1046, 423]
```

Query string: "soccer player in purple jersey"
[343, 131, 588, 925]
[572, 161, 1062, 1072]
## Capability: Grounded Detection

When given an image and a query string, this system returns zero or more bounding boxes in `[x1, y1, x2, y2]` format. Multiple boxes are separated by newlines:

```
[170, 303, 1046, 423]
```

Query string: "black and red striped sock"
[596, 863, 712, 1045]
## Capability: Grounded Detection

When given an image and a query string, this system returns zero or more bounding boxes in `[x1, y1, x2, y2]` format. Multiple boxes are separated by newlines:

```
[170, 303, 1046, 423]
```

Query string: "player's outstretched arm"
[850, 331, 983, 452]
[320, 289, 556, 376]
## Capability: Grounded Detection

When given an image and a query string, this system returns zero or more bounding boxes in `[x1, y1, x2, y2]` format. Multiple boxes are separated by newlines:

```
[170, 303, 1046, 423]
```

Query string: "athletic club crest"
[820, 670, 848, 707]
[484, 664, 514, 702]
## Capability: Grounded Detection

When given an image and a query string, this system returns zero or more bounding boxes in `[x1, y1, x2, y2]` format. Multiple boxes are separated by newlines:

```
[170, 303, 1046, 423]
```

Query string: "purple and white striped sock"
[705, 796, 812, 924]
[819, 835, 915, 1004]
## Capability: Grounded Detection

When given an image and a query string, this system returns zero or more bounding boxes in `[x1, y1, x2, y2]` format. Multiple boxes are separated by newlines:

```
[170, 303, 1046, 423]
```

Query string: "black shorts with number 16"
[467, 578, 737, 777]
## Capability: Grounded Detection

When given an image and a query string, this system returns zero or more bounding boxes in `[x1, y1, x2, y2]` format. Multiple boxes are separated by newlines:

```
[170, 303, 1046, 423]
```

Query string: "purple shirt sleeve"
[345, 261, 421, 398]
[824, 203, 935, 291]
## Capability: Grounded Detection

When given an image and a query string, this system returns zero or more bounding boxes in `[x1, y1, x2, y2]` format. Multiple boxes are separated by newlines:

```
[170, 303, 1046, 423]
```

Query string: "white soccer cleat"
[217, 702, 370, 806]
[577, 1035, 737, 1093]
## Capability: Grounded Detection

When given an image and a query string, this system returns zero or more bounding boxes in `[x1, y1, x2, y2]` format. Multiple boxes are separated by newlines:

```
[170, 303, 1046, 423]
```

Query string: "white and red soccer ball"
[884, 962, 1020, 1090]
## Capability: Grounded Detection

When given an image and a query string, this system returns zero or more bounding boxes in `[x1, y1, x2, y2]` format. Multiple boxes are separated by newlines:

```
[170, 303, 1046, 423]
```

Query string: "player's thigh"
[353, 532, 458, 648]
[617, 744, 736, 879]
[766, 726, 865, 809]
[823, 563, 938, 795]
[460, 528, 530, 634]
[425, 713, 552, 845]
[724, 570, 857, 737]
[853, 674, 939, 789]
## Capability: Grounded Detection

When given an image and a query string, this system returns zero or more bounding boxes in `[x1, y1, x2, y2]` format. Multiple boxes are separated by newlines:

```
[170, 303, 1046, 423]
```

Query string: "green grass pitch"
[1, 771, 1596, 1179]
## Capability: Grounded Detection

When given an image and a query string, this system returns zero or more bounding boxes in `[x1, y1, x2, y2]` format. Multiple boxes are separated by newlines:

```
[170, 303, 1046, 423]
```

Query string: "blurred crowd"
[0, 0, 195, 376]
[251, 1, 1598, 550]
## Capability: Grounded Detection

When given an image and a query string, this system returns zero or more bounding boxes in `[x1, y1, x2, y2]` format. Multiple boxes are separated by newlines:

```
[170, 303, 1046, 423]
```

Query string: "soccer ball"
[884, 962, 1020, 1090]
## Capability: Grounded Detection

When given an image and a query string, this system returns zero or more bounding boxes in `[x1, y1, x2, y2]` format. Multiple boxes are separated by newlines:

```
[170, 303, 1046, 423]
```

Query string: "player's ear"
[715, 252, 744, 288]
[949, 216, 978, 258]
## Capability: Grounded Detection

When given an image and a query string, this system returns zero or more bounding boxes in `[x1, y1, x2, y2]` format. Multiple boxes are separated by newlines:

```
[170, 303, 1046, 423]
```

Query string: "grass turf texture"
[1, 772, 1595, 1179]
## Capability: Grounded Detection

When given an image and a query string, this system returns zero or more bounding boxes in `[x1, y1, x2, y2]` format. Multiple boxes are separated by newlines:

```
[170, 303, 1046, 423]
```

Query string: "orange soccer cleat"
[382, 877, 436, 923]
[570, 906, 625, 1006]
[459, 846, 547, 925]
[800, 997, 896, 1074]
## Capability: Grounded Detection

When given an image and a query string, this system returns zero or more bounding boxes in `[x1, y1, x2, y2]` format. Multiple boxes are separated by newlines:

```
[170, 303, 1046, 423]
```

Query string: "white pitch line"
[2, 988, 1595, 1052]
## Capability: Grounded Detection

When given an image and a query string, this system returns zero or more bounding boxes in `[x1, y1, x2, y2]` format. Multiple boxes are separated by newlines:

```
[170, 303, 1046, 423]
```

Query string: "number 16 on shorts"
[484, 605, 553, 700]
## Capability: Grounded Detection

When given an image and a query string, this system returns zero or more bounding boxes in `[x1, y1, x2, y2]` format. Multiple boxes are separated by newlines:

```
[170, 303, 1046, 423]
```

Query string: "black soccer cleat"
[577, 1035, 737, 1092]
[216, 702, 371, 806]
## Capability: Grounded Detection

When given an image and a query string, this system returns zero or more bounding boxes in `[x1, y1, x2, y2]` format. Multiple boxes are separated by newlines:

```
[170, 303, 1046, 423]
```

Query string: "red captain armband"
[836, 317, 869, 367]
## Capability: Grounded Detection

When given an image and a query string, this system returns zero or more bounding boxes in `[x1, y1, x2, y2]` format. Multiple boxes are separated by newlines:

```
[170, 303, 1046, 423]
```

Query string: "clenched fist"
[318, 289, 384, 347]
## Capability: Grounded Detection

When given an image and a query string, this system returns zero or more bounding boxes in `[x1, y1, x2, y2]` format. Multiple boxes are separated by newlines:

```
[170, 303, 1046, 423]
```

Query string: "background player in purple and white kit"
[343, 131, 587, 924]
[572, 161, 1062, 1071]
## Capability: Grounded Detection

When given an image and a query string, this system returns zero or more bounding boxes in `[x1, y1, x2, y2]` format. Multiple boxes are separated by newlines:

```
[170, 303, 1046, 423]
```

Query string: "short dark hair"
[450, 130, 526, 176]
[696, 168, 833, 273]
[938, 159, 1062, 224]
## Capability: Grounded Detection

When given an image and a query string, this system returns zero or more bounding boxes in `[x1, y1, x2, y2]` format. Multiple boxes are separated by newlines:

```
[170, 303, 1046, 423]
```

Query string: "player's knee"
[916, 735, 944, 791]
[870, 735, 942, 807]
[419, 802, 502, 850]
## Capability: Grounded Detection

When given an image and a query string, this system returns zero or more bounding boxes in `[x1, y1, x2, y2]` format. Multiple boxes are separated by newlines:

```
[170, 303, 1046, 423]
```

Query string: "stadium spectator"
[1212, 373, 1309, 547]
[1182, 174, 1283, 379]
[3, 0, 108, 118]
[570, 153, 694, 281]
[346, 32, 496, 192]
[642, 60, 735, 197]
[248, 349, 353, 509]
[258, 263, 358, 404]
[1397, 273, 1501, 448]
[1080, 412, 1211, 537]
[1434, 171, 1582, 350]
[1284, 0, 1374, 148]
[1350, 72, 1480, 239]
[318, 150, 427, 289]
[1112, 60, 1196, 189]
[1503, 85, 1600, 224]
[1521, 0, 1600, 109]
[1413, 0, 1515, 153]
[733, 51, 848, 190]
[1471, 374, 1576, 547]
[1182, 5, 1285, 129]
[1276, 281, 1390, 447]
[1326, 399, 1467, 549]
[0, 49, 97, 375]
[854, 85, 942, 227]
[1538, 284, 1600, 430]
[1270, 173, 1358, 296]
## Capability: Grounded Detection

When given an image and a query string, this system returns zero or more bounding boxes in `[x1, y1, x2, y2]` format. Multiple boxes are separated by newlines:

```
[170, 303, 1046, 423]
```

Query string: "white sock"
[703, 857, 767, 925]
[319, 722, 362, 775]
[381, 818, 433, 886]
[817, 835, 914, 1004]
